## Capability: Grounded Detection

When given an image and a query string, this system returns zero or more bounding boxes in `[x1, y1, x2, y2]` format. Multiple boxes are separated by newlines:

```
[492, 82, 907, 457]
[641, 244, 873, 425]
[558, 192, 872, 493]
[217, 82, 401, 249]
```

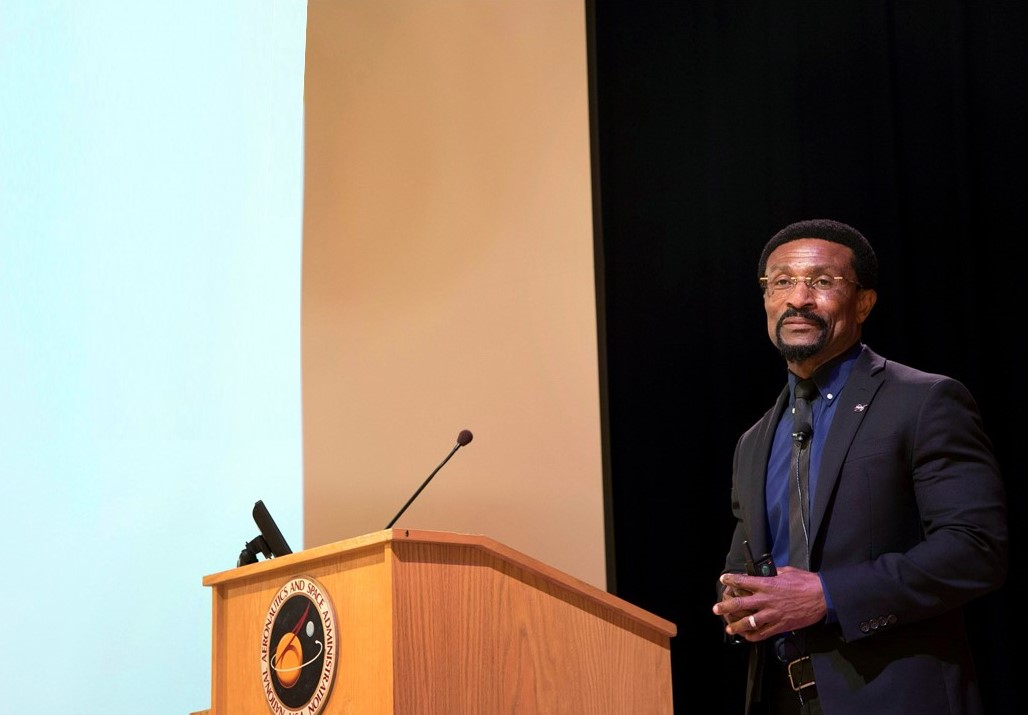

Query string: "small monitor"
[237, 499, 293, 567]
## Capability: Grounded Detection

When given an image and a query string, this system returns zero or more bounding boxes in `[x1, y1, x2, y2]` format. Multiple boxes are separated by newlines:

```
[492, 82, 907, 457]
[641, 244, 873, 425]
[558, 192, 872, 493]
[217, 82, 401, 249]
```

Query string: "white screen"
[0, 2, 307, 712]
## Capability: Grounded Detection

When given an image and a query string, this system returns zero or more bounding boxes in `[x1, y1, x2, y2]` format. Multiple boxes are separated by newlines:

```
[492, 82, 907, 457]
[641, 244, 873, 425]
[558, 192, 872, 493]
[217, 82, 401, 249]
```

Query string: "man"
[712, 219, 1008, 714]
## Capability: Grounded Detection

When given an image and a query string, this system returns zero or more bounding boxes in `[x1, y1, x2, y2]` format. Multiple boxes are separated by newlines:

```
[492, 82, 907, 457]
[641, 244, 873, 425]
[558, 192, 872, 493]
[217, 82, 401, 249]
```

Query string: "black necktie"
[789, 378, 819, 568]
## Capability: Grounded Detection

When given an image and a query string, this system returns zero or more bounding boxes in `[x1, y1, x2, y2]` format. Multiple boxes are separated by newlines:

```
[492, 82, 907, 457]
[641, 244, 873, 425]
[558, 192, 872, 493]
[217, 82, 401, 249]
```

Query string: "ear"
[855, 288, 877, 324]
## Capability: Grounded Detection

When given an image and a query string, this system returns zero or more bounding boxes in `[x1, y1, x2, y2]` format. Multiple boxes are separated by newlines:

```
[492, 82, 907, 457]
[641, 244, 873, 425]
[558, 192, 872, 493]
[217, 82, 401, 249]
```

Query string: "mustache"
[776, 307, 827, 332]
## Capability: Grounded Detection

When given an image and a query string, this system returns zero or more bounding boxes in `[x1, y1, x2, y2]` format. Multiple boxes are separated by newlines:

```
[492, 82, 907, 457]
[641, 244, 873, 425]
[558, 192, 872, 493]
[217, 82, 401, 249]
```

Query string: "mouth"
[777, 312, 826, 340]
[775, 310, 828, 359]
[781, 317, 819, 330]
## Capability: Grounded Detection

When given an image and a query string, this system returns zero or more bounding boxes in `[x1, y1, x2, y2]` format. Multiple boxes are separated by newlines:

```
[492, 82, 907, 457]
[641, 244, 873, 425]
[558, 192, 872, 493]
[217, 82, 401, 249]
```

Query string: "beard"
[775, 308, 828, 362]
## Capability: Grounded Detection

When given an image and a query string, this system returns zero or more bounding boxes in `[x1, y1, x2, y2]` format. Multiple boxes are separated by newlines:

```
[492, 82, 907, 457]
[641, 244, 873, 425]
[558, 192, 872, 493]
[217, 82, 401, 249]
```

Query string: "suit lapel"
[740, 385, 790, 555]
[809, 348, 886, 549]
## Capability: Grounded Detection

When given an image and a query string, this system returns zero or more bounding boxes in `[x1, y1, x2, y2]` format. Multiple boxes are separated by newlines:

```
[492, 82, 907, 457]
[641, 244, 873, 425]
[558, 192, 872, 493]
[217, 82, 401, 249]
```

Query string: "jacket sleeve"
[818, 375, 1008, 643]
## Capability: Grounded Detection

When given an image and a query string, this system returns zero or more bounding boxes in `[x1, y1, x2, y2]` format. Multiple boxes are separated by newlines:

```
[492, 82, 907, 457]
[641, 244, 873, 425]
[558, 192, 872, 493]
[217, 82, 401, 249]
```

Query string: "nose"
[785, 281, 816, 306]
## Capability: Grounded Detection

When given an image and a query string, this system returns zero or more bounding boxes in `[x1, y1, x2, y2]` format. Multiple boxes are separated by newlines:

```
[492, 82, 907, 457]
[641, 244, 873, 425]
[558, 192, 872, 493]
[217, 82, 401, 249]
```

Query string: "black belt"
[783, 655, 816, 695]
[760, 632, 821, 714]
[763, 651, 819, 714]
[774, 632, 816, 693]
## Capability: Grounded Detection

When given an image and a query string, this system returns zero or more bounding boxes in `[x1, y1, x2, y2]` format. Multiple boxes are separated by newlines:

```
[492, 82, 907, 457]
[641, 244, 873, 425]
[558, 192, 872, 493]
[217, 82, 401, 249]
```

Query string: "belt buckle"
[786, 655, 815, 692]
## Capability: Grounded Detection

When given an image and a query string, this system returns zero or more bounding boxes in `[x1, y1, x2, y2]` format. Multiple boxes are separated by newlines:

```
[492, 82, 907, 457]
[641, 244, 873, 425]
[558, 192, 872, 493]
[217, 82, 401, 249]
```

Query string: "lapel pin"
[853, 403, 867, 412]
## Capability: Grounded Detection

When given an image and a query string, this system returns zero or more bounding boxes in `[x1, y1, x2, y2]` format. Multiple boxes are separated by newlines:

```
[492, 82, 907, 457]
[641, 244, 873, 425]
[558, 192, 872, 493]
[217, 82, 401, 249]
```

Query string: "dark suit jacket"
[722, 345, 1008, 715]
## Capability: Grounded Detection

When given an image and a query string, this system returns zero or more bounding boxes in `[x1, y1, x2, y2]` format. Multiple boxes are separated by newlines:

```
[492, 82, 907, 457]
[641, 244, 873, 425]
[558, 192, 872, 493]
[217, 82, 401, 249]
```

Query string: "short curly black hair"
[757, 218, 878, 290]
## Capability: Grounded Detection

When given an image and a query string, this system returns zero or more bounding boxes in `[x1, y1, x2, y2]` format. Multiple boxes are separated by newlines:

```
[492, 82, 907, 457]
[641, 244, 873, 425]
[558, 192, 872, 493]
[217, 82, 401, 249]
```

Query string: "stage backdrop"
[301, 0, 607, 589]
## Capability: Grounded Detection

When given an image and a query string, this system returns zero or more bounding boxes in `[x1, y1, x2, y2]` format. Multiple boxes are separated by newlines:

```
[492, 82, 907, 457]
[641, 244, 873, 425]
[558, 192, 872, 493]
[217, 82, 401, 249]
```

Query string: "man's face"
[762, 238, 876, 368]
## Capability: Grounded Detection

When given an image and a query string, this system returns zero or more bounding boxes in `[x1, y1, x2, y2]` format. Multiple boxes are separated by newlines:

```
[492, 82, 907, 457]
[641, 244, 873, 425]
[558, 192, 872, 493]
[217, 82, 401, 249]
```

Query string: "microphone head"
[457, 429, 473, 446]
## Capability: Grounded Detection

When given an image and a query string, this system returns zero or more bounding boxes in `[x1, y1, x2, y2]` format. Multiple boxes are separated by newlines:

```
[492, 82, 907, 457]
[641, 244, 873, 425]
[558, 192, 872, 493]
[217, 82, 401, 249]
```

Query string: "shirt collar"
[788, 342, 863, 404]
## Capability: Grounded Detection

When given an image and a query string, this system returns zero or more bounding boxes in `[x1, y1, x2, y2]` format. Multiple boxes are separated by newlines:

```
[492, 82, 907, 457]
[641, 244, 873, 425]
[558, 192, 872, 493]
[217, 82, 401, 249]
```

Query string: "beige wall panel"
[302, 0, 604, 588]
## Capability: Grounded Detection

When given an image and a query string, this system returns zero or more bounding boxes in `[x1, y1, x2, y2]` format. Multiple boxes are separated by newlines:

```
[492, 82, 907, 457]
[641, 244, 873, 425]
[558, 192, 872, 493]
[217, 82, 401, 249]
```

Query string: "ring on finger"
[748, 615, 757, 629]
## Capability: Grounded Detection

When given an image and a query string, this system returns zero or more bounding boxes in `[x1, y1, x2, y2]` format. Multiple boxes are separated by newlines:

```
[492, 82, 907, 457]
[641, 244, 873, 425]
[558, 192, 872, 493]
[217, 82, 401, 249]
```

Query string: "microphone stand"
[385, 439, 467, 528]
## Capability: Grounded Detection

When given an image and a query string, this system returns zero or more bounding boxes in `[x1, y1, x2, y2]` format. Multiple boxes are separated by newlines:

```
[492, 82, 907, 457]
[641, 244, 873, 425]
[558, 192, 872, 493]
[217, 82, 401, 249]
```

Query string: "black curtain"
[590, 2, 1026, 713]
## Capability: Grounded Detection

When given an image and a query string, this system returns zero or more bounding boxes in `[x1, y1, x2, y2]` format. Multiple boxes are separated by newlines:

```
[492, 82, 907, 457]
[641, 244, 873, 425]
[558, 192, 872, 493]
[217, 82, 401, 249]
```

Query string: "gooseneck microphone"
[385, 429, 474, 529]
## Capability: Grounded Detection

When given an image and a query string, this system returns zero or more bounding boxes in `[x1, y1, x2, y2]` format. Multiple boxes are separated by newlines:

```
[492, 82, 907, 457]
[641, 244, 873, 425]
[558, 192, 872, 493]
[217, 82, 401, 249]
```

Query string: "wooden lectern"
[194, 529, 676, 714]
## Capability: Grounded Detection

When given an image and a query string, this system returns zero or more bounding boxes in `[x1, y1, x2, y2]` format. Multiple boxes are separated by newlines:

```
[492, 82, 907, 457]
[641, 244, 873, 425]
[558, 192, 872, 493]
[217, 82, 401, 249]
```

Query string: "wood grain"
[197, 530, 674, 714]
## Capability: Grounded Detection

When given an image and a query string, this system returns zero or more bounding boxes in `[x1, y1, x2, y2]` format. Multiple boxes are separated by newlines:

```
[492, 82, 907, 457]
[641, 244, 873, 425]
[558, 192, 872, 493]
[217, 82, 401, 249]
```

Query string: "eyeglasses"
[759, 274, 862, 295]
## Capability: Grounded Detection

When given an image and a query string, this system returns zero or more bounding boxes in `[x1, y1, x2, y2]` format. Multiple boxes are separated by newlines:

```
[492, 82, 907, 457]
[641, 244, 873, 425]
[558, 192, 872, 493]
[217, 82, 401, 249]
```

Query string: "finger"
[726, 613, 759, 638]
[713, 596, 748, 618]
[721, 572, 762, 593]
[722, 584, 754, 600]
[736, 613, 768, 641]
